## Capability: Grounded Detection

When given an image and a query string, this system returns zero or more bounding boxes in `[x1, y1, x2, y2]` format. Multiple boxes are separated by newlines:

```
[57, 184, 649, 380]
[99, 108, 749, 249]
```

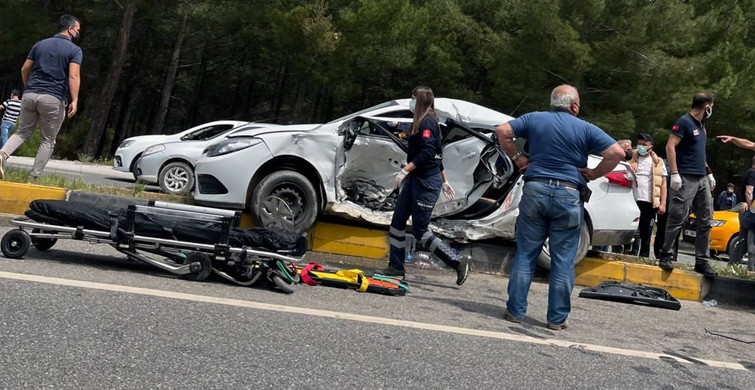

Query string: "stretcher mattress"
[25, 200, 306, 255]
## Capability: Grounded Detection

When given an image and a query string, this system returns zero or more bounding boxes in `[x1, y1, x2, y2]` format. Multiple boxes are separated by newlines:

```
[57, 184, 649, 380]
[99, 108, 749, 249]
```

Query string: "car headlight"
[205, 137, 263, 157]
[119, 140, 135, 149]
[142, 144, 166, 157]
[711, 220, 726, 227]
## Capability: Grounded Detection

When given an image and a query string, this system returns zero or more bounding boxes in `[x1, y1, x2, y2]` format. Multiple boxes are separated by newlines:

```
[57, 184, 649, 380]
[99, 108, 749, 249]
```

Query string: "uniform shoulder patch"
[422, 129, 431, 139]
[672, 124, 680, 132]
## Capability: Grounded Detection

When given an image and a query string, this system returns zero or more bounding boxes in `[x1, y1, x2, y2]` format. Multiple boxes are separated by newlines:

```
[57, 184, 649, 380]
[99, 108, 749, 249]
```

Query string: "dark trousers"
[654, 206, 679, 261]
[659, 175, 710, 263]
[388, 174, 461, 271]
[631, 201, 658, 257]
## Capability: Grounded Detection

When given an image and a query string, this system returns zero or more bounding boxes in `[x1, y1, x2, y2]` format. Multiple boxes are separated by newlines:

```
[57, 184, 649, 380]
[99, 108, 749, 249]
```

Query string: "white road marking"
[0, 270, 747, 371]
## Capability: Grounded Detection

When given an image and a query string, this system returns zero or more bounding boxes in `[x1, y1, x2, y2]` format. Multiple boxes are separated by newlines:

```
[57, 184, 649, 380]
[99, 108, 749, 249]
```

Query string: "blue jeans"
[388, 172, 461, 270]
[506, 181, 583, 325]
[0, 120, 15, 148]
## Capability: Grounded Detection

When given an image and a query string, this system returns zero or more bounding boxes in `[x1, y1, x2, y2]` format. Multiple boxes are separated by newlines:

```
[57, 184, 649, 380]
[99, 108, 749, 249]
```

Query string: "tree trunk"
[292, 79, 306, 123]
[151, 12, 188, 134]
[83, 2, 136, 157]
[270, 62, 287, 123]
[187, 41, 208, 127]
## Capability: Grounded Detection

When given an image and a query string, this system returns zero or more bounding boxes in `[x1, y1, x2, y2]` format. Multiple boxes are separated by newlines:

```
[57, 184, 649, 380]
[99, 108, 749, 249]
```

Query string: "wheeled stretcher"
[1, 200, 306, 293]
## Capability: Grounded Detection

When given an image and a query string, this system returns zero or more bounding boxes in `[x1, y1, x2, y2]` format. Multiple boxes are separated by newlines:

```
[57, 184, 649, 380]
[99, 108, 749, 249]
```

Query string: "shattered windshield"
[326, 101, 399, 125]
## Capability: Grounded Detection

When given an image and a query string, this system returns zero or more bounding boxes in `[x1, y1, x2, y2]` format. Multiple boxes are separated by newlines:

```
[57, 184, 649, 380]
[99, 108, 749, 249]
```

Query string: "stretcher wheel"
[269, 270, 296, 294]
[181, 251, 212, 282]
[31, 228, 57, 251]
[2, 229, 31, 259]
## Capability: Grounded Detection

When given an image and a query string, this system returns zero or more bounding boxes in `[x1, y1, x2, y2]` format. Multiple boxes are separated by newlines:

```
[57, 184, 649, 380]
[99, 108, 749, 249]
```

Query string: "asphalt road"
[0, 226, 753, 389]
[5, 156, 161, 192]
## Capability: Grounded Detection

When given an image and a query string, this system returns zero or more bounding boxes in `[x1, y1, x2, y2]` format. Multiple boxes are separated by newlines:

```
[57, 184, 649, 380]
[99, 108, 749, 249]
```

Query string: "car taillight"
[605, 172, 633, 188]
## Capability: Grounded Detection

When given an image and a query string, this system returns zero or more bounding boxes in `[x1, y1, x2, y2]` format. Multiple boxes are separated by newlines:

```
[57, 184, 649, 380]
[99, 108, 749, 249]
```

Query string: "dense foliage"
[3, 0, 755, 187]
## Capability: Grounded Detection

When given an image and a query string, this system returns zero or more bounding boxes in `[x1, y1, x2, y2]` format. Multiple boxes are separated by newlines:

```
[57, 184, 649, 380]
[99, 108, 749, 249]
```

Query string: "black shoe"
[379, 266, 405, 278]
[694, 262, 718, 278]
[456, 257, 469, 286]
[658, 258, 674, 271]
[503, 309, 522, 324]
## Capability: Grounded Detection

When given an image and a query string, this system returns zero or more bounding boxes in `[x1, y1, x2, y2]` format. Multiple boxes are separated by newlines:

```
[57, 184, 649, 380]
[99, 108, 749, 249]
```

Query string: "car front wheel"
[158, 161, 195, 196]
[251, 170, 318, 234]
[537, 222, 591, 270]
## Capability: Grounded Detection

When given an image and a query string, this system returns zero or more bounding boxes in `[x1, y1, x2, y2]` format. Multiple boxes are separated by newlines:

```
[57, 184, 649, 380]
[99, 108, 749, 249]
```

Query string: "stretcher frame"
[1, 201, 303, 292]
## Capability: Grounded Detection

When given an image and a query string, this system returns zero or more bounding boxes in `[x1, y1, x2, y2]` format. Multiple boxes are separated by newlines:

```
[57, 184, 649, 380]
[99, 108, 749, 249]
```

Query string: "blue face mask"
[409, 99, 416, 113]
[637, 145, 649, 156]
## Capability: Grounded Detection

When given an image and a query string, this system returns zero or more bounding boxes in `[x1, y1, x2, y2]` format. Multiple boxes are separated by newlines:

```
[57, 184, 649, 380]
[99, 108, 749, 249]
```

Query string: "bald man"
[495, 85, 624, 330]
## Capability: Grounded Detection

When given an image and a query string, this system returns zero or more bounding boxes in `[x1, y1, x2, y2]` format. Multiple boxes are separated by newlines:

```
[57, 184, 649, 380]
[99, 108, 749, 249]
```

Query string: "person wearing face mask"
[0, 14, 82, 182]
[715, 183, 737, 211]
[657, 93, 717, 278]
[618, 139, 633, 161]
[383, 86, 470, 286]
[627, 133, 667, 258]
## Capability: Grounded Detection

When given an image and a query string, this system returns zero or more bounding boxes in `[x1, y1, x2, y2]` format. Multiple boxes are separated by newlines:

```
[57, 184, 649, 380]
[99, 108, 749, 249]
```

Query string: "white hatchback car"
[192, 99, 639, 266]
[136, 123, 273, 195]
[113, 120, 247, 179]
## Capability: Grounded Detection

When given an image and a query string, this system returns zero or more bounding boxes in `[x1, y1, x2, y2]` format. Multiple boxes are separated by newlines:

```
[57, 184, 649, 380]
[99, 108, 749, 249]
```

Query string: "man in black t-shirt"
[658, 93, 718, 277]
[717, 137, 755, 271]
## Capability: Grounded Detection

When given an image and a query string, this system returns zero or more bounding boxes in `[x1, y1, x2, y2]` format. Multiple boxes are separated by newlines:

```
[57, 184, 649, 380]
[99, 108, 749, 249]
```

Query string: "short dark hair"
[691, 92, 713, 109]
[57, 14, 80, 32]
[10, 89, 20, 97]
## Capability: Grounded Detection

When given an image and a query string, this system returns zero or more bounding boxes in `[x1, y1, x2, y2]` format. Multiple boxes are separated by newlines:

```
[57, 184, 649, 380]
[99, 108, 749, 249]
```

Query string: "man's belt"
[525, 177, 579, 190]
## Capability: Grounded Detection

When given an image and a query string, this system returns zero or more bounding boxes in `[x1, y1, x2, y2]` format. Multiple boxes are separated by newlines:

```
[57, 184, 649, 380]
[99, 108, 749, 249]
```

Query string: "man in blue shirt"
[495, 85, 624, 330]
[658, 93, 718, 278]
[0, 14, 82, 181]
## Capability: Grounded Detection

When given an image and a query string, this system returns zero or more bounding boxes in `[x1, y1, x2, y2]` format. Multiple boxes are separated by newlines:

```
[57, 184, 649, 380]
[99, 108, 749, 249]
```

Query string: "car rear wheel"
[537, 222, 591, 270]
[251, 170, 317, 234]
[158, 161, 195, 196]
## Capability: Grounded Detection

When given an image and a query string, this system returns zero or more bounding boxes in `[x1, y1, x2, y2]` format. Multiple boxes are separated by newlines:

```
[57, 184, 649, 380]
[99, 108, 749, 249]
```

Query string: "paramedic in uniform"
[382, 86, 470, 286]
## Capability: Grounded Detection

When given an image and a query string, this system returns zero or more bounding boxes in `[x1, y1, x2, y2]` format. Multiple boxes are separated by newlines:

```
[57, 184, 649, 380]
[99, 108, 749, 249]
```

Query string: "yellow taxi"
[682, 205, 741, 257]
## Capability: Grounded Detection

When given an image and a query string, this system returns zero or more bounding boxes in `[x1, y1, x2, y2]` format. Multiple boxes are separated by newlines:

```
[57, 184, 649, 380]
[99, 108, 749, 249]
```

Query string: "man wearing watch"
[657, 92, 717, 278]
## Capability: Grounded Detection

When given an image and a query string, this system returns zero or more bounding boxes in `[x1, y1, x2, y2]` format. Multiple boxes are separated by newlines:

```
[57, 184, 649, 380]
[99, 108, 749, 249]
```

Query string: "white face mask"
[409, 99, 416, 113]
[705, 106, 713, 119]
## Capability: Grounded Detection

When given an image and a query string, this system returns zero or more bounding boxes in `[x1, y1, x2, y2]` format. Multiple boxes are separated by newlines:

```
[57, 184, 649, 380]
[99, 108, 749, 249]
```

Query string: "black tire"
[158, 161, 195, 196]
[2, 229, 31, 259]
[181, 251, 213, 281]
[728, 235, 745, 265]
[270, 273, 296, 294]
[251, 170, 318, 234]
[130, 154, 141, 181]
[31, 228, 57, 251]
[537, 222, 591, 270]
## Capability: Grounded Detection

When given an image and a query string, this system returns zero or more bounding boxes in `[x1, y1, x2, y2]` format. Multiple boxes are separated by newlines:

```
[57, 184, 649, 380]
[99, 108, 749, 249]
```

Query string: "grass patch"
[2, 166, 190, 203]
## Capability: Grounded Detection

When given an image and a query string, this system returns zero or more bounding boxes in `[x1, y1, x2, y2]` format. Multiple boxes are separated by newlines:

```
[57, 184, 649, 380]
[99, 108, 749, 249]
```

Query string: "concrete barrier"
[0, 181, 724, 303]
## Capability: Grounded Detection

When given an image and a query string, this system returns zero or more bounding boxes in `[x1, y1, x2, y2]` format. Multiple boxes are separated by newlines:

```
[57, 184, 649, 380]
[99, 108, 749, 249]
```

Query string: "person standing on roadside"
[657, 93, 718, 278]
[495, 85, 624, 330]
[716, 136, 755, 270]
[0, 89, 22, 148]
[0, 14, 82, 181]
[715, 183, 737, 211]
[618, 139, 633, 161]
[628, 133, 667, 258]
[383, 86, 470, 286]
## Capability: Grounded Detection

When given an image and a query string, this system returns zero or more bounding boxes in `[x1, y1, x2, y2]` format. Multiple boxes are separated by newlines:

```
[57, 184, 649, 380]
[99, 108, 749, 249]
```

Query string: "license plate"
[684, 229, 696, 238]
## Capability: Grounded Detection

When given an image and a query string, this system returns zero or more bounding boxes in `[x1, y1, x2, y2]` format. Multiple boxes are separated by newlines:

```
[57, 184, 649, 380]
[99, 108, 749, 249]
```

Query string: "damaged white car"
[193, 99, 638, 266]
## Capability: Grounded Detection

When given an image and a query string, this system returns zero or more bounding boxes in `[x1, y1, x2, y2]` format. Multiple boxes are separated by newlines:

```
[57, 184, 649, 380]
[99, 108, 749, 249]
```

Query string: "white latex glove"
[393, 168, 409, 189]
[670, 173, 682, 191]
[707, 173, 715, 190]
[442, 181, 456, 200]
